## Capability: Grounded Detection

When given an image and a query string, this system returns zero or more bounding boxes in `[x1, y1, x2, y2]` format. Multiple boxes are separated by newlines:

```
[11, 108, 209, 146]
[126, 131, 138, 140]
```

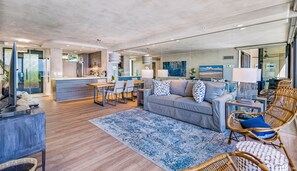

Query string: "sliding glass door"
[17, 50, 45, 94]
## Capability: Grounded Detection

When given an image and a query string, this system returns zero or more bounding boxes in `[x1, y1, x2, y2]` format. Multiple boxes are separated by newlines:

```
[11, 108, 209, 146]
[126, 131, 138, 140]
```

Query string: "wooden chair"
[227, 86, 297, 171]
[183, 151, 269, 171]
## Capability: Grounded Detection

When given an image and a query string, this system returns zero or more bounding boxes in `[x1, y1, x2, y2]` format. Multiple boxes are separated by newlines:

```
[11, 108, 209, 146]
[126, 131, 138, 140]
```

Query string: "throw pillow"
[204, 82, 225, 103]
[170, 80, 188, 96]
[153, 80, 171, 96]
[240, 115, 276, 139]
[192, 81, 205, 103]
[184, 81, 196, 97]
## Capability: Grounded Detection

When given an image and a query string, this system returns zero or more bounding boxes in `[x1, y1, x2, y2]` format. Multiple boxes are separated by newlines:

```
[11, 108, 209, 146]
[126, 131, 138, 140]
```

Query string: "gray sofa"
[144, 80, 235, 132]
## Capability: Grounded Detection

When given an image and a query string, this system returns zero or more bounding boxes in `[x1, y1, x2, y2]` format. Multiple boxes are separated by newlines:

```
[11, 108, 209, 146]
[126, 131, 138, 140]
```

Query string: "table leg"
[102, 87, 106, 106]
[42, 149, 46, 171]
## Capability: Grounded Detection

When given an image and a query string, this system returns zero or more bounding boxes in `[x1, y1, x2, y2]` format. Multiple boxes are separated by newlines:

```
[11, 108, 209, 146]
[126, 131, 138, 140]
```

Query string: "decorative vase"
[190, 75, 195, 80]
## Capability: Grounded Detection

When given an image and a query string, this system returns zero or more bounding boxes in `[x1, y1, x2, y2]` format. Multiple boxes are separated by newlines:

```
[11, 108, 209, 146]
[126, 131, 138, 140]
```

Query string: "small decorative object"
[111, 75, 115, 83]
[189, 68, 196, 80]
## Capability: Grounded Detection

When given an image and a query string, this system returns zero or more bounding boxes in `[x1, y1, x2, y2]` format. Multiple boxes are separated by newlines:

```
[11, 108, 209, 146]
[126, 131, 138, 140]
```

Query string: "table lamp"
[232, 68, 258, 104]
[141, 69, 154, 89]
[157, 70, 168, 80]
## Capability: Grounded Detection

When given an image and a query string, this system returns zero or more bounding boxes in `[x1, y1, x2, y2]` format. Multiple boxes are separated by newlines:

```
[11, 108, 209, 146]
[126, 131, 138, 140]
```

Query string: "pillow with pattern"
[153, 80, 171, 96]
[192, 80, 206, 103]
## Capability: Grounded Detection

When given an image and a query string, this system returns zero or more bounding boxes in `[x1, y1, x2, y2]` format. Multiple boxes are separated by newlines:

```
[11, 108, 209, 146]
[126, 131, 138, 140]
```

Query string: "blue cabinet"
[0, 108, 46, 170]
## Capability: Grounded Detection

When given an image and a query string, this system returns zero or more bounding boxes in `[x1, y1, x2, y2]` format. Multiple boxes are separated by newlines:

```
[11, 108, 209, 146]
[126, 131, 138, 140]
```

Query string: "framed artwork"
[199, 65, 223, 80]
[163, 61, 186, 77]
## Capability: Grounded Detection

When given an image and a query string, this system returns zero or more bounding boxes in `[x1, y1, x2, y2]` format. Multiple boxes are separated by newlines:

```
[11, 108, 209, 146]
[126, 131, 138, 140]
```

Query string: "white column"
[50, 48, 63, 78]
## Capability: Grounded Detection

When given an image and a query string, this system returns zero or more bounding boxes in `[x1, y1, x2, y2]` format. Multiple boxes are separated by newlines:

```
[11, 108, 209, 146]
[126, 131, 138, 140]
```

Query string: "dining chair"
[106, 81, 124, 106]
[123, 80, 135, 103]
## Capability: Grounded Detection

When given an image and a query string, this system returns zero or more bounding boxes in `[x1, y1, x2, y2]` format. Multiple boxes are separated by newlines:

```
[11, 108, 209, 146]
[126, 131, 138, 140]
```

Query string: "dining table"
[87, 80, 144, 106]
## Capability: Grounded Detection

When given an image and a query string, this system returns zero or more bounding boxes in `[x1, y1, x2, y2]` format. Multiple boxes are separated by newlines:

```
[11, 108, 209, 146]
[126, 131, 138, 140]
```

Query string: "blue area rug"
[90, 108, 235, 171]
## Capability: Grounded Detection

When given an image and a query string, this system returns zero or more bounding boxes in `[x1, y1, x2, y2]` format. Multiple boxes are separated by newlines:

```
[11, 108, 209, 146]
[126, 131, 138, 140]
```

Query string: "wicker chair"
[183, 151, 269, 171]
[227, 86, 297, 171]
[259, 79, 292, 107]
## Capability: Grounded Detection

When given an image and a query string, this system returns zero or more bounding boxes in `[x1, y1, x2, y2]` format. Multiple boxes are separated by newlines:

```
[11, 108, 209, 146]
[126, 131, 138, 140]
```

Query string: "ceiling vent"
[223, 56, 234, 60]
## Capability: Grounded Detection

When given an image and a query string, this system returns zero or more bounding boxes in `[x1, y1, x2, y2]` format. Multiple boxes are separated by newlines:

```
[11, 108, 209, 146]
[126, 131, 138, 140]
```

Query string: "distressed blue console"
[0, 108, 46, 171]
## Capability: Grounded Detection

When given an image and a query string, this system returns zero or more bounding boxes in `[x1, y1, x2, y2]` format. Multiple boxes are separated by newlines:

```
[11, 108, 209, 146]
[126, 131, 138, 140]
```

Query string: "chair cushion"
[153, 80, 171, 96]
[192, 81, 205, 103]
[184, 81, 197, 97]
[240, 115, 276, 139]
[147, 94, 182, 107]
[204, 82, 225, 103]
[170, 80, 188, 96]
[174, 97, 212, 115]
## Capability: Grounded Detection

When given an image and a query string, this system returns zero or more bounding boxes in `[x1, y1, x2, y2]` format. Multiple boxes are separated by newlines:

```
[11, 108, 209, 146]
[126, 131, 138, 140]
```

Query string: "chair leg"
[228, 131, 233, 144]
[278, 136, 296, 171]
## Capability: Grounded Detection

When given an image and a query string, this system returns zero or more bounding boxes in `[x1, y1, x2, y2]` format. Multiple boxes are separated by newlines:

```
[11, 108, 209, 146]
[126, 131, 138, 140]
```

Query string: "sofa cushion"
[153, 80, 171, 96]
[147, 94, 182, 107]
[184, 81, 197, 97]
[174, 97, 212, 115]
[204, 82, 225, 103]
[170, 80, 188, 96]
[192, 81, 206, 103]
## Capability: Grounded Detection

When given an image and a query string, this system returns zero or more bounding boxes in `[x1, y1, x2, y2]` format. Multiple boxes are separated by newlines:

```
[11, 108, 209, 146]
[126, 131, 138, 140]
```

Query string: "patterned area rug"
[90, 108, 235, 171]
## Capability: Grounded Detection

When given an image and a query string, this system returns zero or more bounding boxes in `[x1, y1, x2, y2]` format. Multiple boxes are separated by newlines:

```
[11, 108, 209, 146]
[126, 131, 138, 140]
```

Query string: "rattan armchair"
[227, 87, 297, 171]
[183, 151, 269, 171]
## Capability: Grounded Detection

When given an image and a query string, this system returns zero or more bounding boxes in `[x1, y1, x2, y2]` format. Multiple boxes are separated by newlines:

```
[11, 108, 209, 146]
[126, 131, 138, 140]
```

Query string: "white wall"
[161, 48, 239, 81]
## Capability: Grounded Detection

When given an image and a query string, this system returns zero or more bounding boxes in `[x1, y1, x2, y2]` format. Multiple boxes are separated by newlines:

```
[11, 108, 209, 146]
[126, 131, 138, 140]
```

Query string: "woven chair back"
[265, 87, 297, 129]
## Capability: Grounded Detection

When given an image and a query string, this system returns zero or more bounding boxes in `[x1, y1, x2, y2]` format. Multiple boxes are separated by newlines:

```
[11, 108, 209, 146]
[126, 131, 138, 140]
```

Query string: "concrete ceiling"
[0, 0, 295, 53]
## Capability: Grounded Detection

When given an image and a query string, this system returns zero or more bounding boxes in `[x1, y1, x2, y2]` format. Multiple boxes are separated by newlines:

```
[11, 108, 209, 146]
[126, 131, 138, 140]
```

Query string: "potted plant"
[0, 59, 9, 96]
[111, 75, 115, 83]
[189, 68, 196, 80]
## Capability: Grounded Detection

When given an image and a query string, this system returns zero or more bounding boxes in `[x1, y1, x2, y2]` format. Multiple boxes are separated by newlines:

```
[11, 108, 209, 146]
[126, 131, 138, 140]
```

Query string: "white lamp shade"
[157, 70, 168, 78]
[143, 56, 152, 64]
[232, 68, 258, 83]
[141, 69, 153, 78]
[257, 69, 262, 81]
[109, 52, 120, 63]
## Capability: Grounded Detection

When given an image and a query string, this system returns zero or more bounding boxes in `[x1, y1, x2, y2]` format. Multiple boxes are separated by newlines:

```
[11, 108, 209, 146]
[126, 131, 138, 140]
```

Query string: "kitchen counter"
[51, 77, 107, 81]
[51, 77, 107, 102]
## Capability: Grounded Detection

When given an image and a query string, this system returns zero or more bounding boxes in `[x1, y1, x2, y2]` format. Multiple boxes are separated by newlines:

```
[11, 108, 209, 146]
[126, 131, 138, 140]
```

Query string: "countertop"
[51, 77, 107, 81]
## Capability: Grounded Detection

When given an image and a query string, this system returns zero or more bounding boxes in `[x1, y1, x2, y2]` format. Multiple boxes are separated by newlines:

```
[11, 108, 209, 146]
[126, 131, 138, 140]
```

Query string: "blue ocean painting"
[199, 65, 223, 79]
[163, 61, 187, 77]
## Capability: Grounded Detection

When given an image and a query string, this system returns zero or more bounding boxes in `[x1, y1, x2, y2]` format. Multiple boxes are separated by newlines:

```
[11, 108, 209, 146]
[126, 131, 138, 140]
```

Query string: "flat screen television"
[0, 42, 17, 112]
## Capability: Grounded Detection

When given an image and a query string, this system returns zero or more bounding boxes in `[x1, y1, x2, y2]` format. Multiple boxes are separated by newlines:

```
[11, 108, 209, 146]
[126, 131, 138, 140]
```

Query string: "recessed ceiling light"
[237, 24, 243, 27]
[170, 38, 175, 41]
[146, 43, 150, 45]
[176, 40, 180, 42]
[17, 38, 31, 43]
[240, 27, 246, 30]
[66, 44, 70, 47]
[79, 49, 82, 51]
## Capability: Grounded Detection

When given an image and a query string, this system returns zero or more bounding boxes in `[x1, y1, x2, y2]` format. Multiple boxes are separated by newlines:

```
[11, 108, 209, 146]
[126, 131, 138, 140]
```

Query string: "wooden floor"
[30, 95, 297, 171]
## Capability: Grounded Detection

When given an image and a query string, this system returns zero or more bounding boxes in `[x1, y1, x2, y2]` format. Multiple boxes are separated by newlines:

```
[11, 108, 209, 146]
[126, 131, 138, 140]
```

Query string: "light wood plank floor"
[30, 95, 297, 171]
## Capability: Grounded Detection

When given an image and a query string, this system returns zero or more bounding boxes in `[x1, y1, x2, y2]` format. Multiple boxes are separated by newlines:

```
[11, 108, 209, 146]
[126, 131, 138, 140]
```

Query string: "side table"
[137, 89, 151, 106]
[225, 100, 264, 122]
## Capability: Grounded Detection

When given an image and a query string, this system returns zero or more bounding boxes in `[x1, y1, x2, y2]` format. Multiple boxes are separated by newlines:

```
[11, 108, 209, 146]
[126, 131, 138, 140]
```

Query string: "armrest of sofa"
[143, 89, 153, 110]
[212, 92, 235, 132]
